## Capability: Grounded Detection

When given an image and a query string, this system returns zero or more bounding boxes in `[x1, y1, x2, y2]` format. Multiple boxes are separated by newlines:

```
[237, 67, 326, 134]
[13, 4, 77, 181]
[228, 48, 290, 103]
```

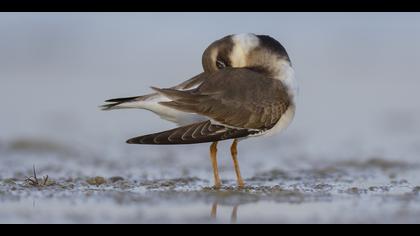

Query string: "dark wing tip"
[124, 121, 256, 146]
[126, 138, 137, 144]
[150, 86, 161, 92]
[126, 135, 158, 145]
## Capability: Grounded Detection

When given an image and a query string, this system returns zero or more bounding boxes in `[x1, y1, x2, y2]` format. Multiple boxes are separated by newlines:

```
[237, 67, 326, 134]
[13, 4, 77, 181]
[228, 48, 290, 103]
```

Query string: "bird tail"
[100, 93, 158, 111]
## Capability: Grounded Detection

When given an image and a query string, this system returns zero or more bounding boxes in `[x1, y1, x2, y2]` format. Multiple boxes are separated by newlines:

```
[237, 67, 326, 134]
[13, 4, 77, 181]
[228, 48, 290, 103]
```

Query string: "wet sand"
[1, 140, 420, 224]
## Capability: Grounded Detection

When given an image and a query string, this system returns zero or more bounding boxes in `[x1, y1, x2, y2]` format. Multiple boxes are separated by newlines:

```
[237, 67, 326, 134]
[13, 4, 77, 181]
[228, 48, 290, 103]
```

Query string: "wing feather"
[126, 68, 291, 145]
[154, 67, 291, 131]
[126, 120, 256, 145]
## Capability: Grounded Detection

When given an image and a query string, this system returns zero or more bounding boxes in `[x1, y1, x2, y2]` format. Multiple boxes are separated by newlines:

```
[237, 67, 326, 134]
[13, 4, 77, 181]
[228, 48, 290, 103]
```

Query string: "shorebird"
[101, 33, 297, 188]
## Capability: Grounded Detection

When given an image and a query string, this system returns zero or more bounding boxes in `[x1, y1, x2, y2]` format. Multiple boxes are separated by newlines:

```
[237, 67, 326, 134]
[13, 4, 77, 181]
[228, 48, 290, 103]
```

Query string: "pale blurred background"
[1, 13, 420, 178]
[2, 12, 420, 224]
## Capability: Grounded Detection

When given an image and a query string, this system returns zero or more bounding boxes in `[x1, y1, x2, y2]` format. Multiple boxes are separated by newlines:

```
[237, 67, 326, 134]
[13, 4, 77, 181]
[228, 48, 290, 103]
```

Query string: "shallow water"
[1, 141, 420, 223]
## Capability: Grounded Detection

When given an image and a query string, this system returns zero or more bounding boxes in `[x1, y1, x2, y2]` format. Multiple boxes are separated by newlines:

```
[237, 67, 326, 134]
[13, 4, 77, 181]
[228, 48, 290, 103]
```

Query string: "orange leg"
[231, 139, 245, 188]
[210, 141, 222, 188]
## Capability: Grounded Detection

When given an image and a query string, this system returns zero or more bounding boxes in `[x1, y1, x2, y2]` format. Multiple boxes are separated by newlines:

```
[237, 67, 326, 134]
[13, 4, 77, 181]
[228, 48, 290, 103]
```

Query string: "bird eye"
[216, 60, 226, 69]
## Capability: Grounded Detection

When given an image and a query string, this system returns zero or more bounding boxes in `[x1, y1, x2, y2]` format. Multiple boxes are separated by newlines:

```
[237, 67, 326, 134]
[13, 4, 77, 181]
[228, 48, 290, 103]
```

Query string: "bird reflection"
[210, 201, 240, 224]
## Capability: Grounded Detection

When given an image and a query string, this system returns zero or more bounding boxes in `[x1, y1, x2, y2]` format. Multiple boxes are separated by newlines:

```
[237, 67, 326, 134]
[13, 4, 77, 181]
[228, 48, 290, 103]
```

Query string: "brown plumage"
[127, 67, 291, 145]
[126, 120, 257, 145]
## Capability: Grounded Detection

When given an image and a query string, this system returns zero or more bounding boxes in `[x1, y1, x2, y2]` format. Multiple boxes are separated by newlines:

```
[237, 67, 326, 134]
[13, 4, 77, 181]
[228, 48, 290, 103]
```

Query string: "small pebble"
[109, 176, 125, 183]
[86, 177, 107, 186]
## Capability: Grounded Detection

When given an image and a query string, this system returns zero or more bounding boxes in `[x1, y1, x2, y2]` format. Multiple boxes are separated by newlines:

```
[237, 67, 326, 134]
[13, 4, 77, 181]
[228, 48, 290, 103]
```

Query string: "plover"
[101, 33, 297, 188]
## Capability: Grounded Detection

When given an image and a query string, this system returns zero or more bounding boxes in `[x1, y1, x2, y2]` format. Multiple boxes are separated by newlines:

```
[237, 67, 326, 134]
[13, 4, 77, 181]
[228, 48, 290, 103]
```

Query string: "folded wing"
[127, 68, 291, 145]
[156, 68, 291, 130]
[127, 120, 257, 145]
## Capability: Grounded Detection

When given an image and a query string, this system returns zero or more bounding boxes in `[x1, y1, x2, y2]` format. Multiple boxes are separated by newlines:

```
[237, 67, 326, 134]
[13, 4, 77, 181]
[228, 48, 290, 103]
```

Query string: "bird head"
[202, 33, 292, 80]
